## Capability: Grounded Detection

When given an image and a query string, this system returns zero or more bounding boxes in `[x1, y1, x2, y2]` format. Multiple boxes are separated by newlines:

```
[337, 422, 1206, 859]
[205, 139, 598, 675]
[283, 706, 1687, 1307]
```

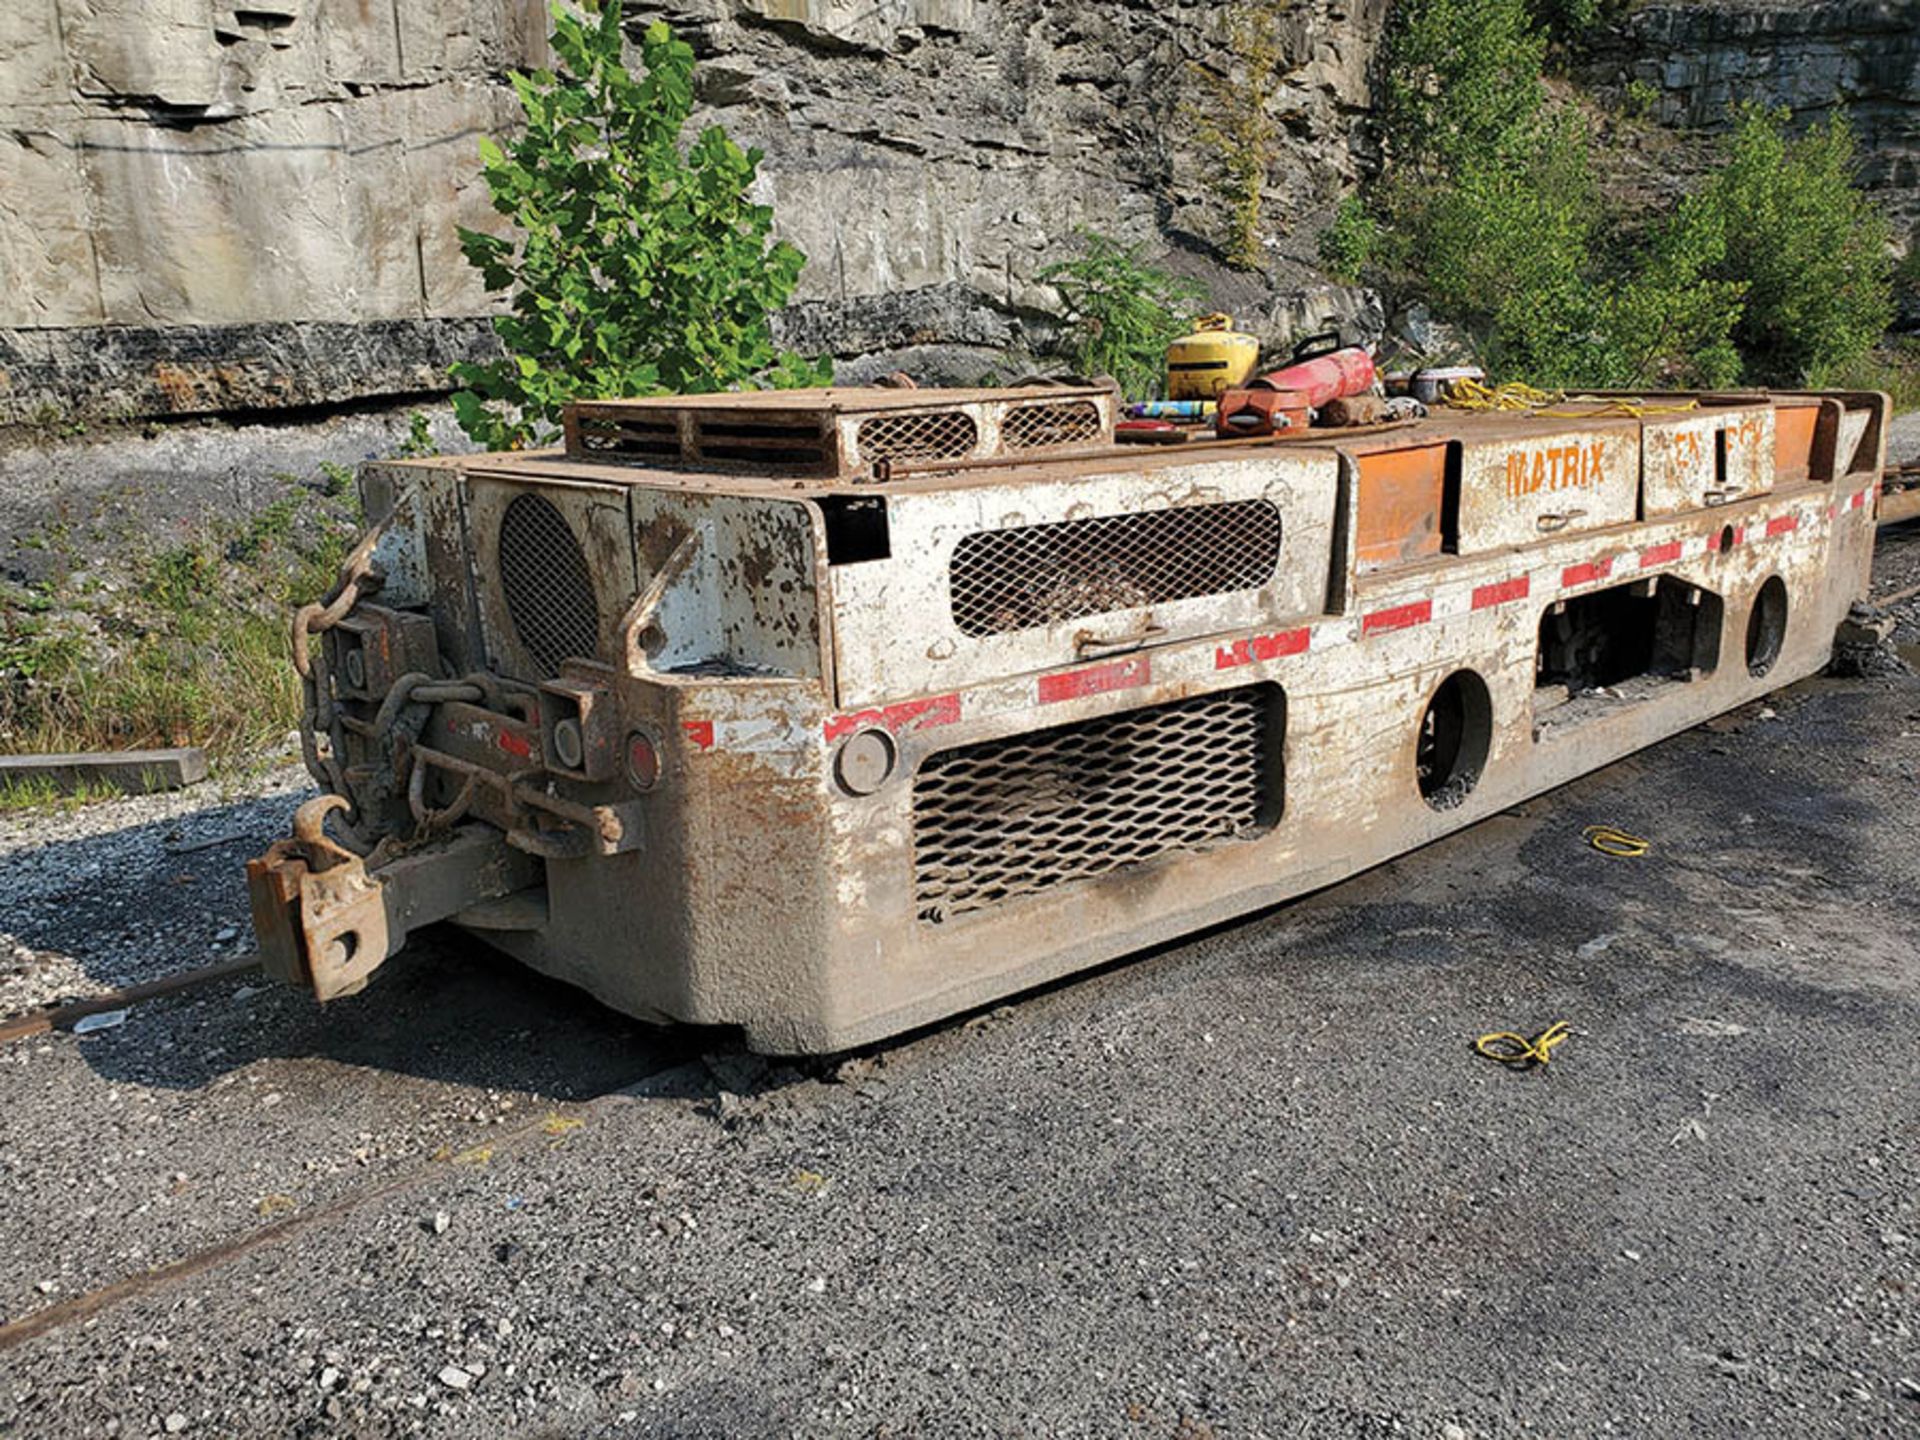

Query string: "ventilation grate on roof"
[1000, 400, 1102, 451]
[857, 410, 980, 465]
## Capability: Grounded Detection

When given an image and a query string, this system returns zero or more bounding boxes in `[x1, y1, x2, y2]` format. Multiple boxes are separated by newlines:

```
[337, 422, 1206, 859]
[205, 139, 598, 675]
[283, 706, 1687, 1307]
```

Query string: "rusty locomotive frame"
[248, 382, 1890, 1052]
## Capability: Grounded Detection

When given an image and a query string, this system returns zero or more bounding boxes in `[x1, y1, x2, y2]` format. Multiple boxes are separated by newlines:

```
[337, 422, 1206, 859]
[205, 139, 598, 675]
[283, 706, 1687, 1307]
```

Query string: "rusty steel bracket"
[247, 795, 541, 1002]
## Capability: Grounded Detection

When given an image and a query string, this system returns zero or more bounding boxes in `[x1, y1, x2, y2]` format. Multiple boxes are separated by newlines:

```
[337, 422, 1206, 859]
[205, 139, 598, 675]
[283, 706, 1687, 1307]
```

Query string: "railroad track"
[0, 954, 263, 1046]
[0, 950, 703, 1353]
[1882, 463, 1920, 525]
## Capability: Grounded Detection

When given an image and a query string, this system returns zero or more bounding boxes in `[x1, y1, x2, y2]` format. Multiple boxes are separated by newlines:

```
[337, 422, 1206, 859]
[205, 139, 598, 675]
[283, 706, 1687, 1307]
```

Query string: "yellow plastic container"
[1165, 313, 1261, 401]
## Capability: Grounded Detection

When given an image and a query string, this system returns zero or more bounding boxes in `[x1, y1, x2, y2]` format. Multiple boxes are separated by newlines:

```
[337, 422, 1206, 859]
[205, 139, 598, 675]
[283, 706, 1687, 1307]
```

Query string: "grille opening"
[819, 495, 891, 564]
[1001, 400, 1102, 451]
[912, 685, 1284, 923]
[576, 417, 678, 460]
[949, 500, 1283, 636]
[1534, 577, 1723, 734]
[497, 492, 602, 677]
[694, 417, 830, 469]
[858, 410, 980, 465]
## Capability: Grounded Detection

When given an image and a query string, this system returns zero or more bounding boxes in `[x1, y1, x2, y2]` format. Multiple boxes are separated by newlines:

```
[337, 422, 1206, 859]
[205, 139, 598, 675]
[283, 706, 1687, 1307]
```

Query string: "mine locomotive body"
[248, 383, 1888, 1052]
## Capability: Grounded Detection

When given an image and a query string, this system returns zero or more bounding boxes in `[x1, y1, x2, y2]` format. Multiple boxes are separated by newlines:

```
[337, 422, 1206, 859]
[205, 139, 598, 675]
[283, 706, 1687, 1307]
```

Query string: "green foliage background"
[1329, 0, 1894, 389]
[1039, 232, 1209, 399]
[451, 3, 827, 450]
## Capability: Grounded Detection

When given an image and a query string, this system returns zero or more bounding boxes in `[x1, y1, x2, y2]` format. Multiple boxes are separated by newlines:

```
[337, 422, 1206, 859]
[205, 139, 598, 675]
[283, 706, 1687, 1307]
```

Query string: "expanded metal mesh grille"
[858, 410, 979, 464]
[949, 500, 1283, 636]
[497, 493, 601, 676]
[913, 687, 1277, 923]
[1001, 400, 1102, 450]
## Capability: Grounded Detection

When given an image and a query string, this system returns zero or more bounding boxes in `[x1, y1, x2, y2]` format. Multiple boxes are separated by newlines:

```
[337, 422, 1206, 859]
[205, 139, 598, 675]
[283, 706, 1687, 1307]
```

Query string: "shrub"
[1694, 105, 1895, 385]
[1186, 3, 1294, 270]
[451, 4, 827, 450]
[0, 474, 360, 761]
[1357, 0, 1889, 390]
[1038, 230, 1209, 399]
[1318, 195, 1378, 284]
[1380, 0, 1549, 180]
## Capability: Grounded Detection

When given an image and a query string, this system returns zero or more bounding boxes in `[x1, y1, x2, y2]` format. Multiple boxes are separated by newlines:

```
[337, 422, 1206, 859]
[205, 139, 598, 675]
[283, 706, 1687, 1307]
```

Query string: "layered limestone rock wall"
[1, 0, 1912, 426]
[648, 0, 1390, 383]
[1585, 0, 1919, 253]
[0, 0, 1388, 423]
[0, 1, 546, 420]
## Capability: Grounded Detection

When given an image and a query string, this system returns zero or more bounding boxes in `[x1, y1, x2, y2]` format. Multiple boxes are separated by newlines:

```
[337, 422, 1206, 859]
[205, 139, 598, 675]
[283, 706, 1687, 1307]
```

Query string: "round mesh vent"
[498, 492, 600, 675]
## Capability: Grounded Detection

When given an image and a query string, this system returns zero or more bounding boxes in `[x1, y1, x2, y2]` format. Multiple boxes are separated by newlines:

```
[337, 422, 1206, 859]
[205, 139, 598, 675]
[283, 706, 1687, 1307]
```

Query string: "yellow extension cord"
[1582, 824, 1651, 858]
[1441, 377, 1700, 420]
[1474, 1019, 1572, 1069]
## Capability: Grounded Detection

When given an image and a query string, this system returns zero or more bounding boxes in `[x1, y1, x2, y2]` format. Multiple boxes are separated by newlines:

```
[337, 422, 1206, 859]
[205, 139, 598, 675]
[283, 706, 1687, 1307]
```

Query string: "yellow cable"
[1582, 824, 1650, 858]
[1440, 377, 1699, 419]
[1474, 1019, 1572, 1069]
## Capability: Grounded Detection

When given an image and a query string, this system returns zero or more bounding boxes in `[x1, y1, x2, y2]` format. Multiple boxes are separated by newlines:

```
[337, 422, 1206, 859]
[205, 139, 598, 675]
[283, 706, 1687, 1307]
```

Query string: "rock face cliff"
[1585, 0, 1920, 247]
[0, 1, 542, 421]
[645, 0, 1389, 382]
[0, 0, 1388, 423]
[0, 0, 1912, 426]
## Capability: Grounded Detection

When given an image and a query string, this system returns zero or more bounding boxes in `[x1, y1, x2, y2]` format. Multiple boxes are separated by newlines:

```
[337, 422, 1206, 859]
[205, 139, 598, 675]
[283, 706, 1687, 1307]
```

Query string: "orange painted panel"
[1774, 403, 1819, 481]
[1354, 445, 1447, 572]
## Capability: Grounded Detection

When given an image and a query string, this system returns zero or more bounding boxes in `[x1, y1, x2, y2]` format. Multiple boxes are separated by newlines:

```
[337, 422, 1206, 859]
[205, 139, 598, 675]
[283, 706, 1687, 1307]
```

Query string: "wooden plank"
[0, 747, 208, 795]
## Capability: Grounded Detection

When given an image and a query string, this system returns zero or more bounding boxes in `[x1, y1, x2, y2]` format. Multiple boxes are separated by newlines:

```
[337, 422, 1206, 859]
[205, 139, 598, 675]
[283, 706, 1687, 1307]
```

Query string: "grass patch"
[0, 772, 125, 815]
[1, 471, 362, 765]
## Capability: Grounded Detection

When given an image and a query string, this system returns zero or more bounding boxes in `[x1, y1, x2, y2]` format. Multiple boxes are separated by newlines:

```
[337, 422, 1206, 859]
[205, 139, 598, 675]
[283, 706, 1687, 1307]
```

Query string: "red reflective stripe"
[1639, 541, 1683, 568]
[823, 693, 961, 743]
[1361, 600, 1432, 636]
[1215, 627, 1311, 669]
[681, 720, 715, 751]
[1038, 656, 1151, 704]
[1561, 557, 1613, 589]
[1765, 514, 1799, 538]
[1471, 577, 1530, 610]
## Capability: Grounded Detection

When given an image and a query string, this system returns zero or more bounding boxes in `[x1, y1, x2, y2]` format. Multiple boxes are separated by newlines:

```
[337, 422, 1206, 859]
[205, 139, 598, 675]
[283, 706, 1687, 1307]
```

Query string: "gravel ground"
[1884, 408, 1919, 470]
[0, 763, 313, 1016]
[0, 634, 1916, 1435]
[0, 406, 472, 581]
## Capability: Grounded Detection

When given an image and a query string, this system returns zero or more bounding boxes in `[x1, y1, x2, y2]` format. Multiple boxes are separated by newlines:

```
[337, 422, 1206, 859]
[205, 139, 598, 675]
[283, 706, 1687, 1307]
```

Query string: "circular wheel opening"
[1745, 576, 1788, 677]
[1417, 669, 1493, 811]
[498, 493, 600, 676]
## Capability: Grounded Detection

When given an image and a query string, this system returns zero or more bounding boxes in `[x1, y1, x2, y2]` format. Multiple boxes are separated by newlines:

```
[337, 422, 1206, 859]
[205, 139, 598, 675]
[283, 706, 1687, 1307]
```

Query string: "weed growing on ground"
[1, 469, 362, 765]
[0, 772, 124, 816]
[1832, 338, 1920, 415]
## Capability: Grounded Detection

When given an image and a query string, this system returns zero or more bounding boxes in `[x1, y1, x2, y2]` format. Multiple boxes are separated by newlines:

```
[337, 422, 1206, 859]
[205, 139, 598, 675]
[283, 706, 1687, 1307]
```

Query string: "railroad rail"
[1881, 461, 1920, 525]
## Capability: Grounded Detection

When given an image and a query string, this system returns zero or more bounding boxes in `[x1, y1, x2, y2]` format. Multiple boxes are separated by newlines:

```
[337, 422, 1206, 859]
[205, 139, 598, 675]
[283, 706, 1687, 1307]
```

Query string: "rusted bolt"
[834, 729, 896, 796]
[343, 646, 367, 691]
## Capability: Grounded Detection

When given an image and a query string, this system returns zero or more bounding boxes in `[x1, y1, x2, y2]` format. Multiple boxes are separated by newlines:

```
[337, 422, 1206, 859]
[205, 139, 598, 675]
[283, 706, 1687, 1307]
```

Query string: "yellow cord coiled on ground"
[1474, 1019, 1572, 1069]
[1582, 824, 1651, 858]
